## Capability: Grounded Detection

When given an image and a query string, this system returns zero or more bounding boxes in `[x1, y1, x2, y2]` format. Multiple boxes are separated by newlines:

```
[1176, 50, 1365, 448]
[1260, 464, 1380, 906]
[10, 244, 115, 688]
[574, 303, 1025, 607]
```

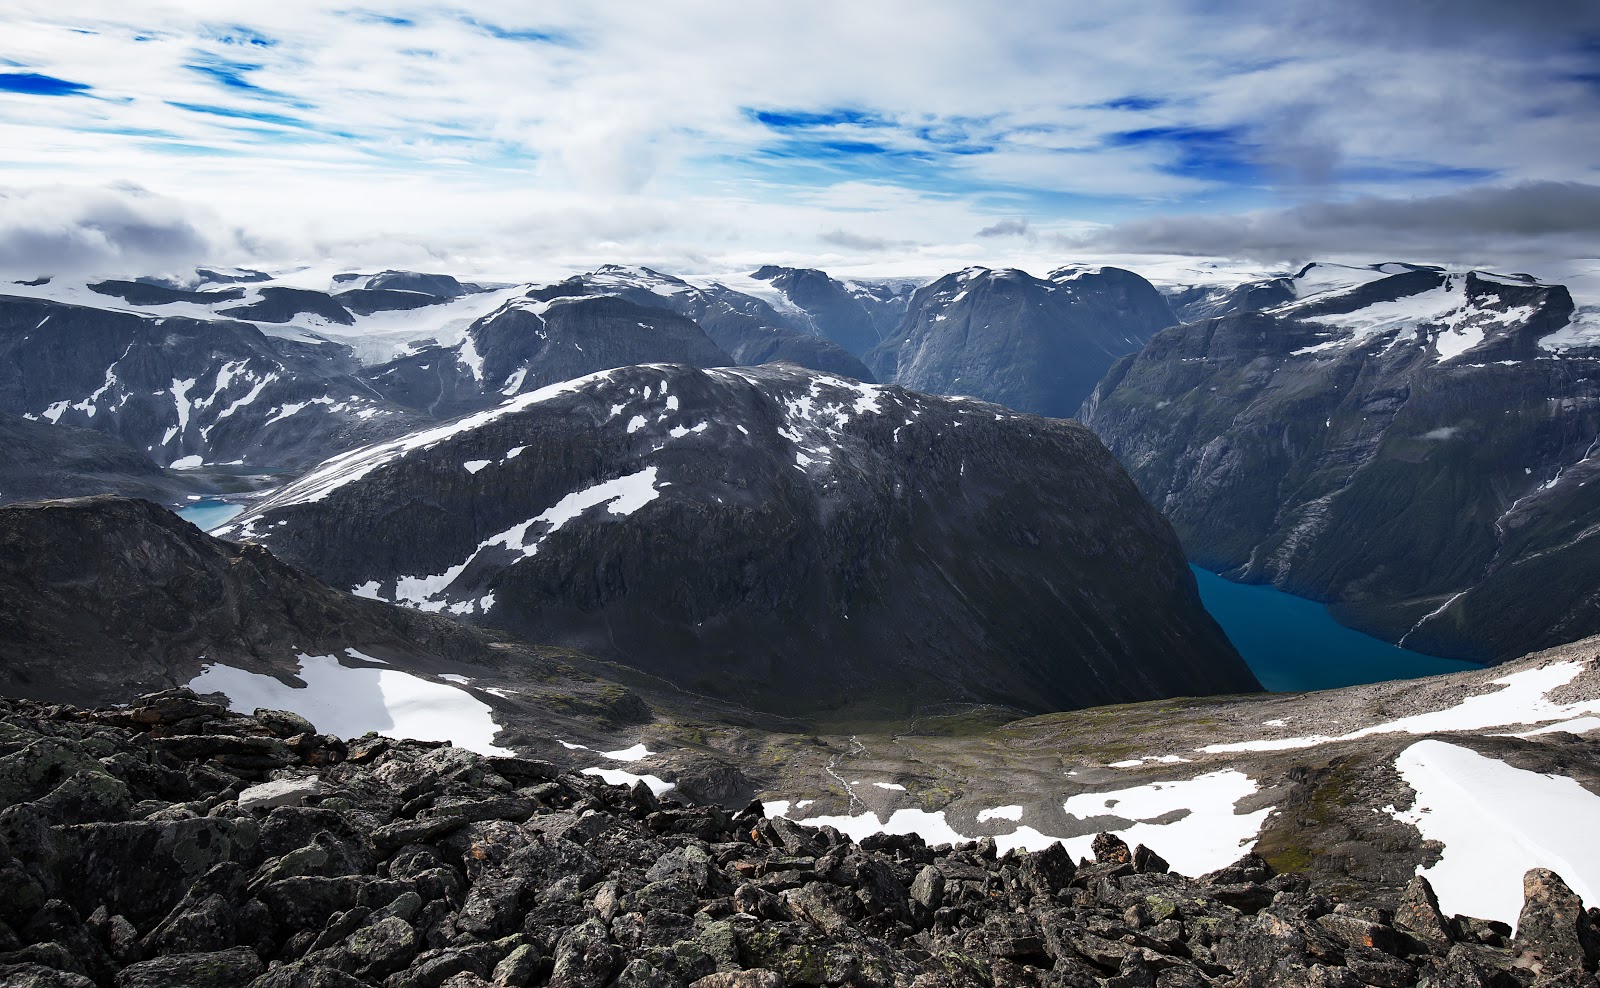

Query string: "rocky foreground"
[3, 692, 1599, 988]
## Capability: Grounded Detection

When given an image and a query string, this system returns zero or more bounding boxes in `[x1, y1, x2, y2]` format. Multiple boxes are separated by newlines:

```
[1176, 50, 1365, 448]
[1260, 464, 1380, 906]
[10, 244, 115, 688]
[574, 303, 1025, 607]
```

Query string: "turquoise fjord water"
[1190, 564, 1482, 693]
[175, 498, 244, 532]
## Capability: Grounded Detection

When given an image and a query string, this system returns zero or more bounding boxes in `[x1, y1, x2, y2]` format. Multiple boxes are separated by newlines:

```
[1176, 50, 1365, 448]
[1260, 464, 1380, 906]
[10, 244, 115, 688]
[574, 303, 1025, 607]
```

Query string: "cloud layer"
[0, 184, 242, 277]
[0, 1, 1595, 275]
[1084, 181, 1600, 263]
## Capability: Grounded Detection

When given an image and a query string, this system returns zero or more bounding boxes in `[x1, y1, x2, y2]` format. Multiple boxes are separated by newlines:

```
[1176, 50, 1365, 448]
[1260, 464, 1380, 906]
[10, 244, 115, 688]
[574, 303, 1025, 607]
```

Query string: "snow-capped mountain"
[549, 265, 878, 381]
[360, 290, 735, 419]
[0, 289, 428, 473]
[1083, 262, 1600, 661]
[742, 264, 918, 357]
[866, 265, 1177, 419]
[216, 362, 1255, 718]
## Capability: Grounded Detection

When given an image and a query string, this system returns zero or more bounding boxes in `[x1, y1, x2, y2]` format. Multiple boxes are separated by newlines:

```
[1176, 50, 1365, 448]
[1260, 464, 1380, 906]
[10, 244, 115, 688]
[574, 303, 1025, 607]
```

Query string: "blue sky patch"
[1098, 96, 1166, 111]
[0, 72, 91, 96]
[460, 17, 578, 46]
[166, 101, 308, 128]
[747, 107, 893, 130]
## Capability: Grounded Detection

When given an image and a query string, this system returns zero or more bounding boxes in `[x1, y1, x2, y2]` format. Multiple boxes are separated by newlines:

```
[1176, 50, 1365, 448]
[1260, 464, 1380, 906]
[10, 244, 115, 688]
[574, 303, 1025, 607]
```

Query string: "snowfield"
[188, 652, 513, 756]
[1199, 660, 1600, 754]
[1390, 739, 1600, 927]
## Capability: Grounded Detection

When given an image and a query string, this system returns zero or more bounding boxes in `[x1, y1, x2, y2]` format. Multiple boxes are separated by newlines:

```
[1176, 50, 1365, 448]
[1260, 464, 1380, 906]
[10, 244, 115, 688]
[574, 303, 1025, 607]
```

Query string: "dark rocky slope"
[0, 496, 490, 706]
[0, 414, 213, 507]
[2, 689, 1597, 988]
[220, 363, 1255, 718]
[867, 266, 1175, 419]
[1082, 266, 1600, 661]
[0, 294, 423, 470]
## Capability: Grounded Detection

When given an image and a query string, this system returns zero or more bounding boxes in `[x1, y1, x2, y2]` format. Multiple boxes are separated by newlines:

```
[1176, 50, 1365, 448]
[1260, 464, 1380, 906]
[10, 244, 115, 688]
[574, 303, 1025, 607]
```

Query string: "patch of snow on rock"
[581, 766, 674, 797]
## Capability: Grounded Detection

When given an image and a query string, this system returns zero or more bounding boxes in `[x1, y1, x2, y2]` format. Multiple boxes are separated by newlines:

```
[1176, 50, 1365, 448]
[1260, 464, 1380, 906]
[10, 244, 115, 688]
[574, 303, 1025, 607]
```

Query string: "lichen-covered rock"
[1514, 868, 1600, 977]
[113, 946, 264, 987]
[239, 777, 323, 812]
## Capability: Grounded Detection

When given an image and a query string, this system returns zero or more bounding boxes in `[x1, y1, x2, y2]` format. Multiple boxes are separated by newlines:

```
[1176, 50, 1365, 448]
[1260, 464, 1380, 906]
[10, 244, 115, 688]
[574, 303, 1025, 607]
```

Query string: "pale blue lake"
[1190, 564, 1482, 692]
[175, 498, 245, 532]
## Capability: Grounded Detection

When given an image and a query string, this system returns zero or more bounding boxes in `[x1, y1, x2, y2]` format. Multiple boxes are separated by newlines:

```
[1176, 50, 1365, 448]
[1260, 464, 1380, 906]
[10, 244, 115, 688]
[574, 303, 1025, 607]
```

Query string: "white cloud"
[0, 183, 245, 279]
[0, 1, 1594, 274]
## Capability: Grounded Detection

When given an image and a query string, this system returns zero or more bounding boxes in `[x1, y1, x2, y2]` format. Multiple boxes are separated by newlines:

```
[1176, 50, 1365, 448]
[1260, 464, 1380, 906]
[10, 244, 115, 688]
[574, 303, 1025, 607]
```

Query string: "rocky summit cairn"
[2, 689, 1598, 987]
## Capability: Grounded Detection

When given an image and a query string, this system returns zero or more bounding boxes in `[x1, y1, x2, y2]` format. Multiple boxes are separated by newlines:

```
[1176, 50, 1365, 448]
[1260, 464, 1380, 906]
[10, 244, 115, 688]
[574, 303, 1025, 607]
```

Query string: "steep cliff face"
[0, 496, 490, 705]
[867, 266, 1176, 419]
[1083, 264, 1600, 661]
[220, 363, 1255, 718]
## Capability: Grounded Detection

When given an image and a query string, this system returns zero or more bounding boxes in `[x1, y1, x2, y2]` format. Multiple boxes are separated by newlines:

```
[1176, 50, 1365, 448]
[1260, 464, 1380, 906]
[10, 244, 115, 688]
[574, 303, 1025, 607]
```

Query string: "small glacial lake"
[1191, 564, 1482, 692]
[175, 498, 244, 532]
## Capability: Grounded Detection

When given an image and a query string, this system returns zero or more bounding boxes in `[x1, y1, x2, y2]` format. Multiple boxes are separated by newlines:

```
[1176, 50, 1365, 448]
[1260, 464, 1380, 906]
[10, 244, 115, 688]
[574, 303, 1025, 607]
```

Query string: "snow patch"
[1200, 661, 1600, 754]
[581, 767, 674, 797]
[188, 652, 512, 756]
[1390, 739, 1600, 927]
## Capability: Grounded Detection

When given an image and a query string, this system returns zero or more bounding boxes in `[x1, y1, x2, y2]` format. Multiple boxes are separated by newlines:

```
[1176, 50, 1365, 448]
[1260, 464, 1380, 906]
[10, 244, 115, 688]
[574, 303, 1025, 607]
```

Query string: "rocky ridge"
[0, 496, 490, 707]
[5, 688, 1599, 988]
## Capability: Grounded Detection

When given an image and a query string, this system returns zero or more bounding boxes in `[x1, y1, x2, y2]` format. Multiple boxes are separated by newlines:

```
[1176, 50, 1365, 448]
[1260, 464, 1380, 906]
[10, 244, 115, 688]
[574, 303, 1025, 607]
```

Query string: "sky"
[2, 0, 1598, 282]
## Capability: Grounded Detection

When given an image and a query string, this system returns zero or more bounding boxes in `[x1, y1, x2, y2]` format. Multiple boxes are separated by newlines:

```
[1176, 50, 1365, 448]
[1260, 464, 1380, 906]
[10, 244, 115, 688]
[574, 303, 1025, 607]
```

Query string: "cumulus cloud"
[1083, 182, 1600, 262]
[0, 183, 249, 279]
[976, 218, 1030, 238]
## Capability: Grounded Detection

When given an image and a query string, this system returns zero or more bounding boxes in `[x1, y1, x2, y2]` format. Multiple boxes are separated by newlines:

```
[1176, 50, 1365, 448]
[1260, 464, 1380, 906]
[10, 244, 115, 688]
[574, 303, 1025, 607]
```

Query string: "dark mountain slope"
[564, 266, 876, 380]
[0, 412, 212, 506]
[0, 496, 490, 706]
[220, 363, 1256, 718]
[361, 292, 734, 419]
[749, 264, 916, 356]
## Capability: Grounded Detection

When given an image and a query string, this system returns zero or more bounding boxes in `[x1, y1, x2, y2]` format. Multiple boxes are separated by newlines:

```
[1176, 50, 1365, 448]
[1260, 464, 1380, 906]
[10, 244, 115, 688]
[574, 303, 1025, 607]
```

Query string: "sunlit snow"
[1389, 740, 1600, 927]
[188, 652, 512, 756]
